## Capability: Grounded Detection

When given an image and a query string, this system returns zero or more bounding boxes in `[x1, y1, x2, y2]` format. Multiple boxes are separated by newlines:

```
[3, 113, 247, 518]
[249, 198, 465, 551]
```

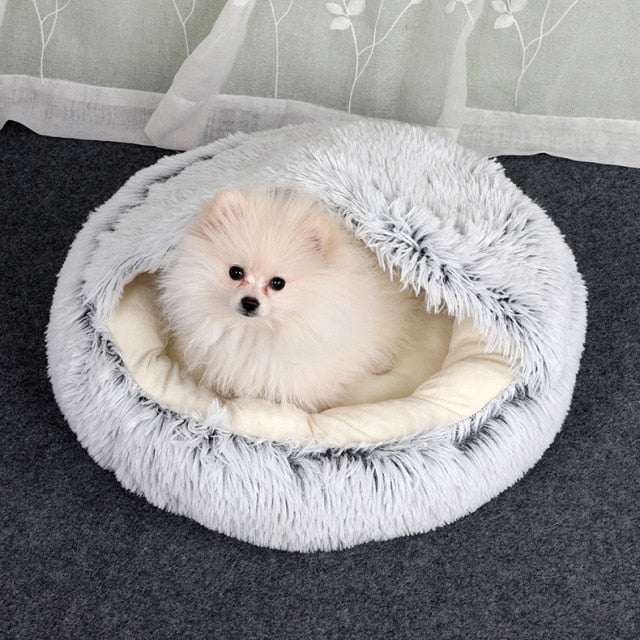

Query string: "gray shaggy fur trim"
[46, 120, 586, 551]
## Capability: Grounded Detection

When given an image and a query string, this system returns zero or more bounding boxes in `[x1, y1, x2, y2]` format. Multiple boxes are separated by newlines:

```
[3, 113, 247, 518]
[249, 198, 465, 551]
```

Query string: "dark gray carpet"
[1, 121, 638, 639]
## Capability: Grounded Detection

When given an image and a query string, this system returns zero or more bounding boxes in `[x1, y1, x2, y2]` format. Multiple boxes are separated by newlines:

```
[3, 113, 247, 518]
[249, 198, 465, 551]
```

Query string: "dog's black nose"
[240, 296, 260, 316]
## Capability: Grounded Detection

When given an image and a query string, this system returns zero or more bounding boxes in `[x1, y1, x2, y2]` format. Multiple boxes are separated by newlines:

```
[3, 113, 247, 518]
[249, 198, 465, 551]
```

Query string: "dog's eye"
[270, 277, 286, 291]
[229, 266, 244, 281]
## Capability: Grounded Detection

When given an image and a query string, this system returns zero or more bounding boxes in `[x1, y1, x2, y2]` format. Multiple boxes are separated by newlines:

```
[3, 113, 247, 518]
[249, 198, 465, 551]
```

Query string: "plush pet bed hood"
[47, 120, 587, 552]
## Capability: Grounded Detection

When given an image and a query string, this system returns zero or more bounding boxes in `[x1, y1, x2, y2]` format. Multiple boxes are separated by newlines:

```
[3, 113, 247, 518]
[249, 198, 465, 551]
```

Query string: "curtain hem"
[0, 75, 161, 146]
[460, 108, 640, 168]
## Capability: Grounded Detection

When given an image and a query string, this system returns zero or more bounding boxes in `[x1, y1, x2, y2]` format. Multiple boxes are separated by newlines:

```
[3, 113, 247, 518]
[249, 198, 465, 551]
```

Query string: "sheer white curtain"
[460, 0, 640, 167]
[145, 0, 481, 148]
[2, 0, 639, 166]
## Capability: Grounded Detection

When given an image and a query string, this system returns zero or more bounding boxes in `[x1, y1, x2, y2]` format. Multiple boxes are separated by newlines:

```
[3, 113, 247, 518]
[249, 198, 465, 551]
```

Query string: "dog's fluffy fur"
[158, 188, 418, 412]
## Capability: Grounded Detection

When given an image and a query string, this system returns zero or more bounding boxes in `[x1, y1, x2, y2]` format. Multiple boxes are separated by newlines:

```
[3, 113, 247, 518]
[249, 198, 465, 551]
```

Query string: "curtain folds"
[1, 0, 638, 166]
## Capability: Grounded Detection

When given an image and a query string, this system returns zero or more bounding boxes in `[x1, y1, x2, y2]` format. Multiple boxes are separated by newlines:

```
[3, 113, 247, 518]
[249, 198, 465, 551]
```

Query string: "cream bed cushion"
[108, 273, 514, 447]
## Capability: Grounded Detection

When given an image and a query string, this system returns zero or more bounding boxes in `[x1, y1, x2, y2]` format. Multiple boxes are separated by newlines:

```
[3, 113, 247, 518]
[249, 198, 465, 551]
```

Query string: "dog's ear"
[207, 188, 248, 221]
[195, 189, 247, 237]
[306, 214, 335, 258]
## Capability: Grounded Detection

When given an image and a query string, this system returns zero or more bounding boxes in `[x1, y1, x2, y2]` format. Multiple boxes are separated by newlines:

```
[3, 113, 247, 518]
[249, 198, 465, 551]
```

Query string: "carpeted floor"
[1, 121, 638, 639]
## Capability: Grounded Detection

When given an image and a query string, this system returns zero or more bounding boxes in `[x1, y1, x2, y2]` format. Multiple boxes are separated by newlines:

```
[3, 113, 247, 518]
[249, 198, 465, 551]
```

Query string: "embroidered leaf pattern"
[494, 13, 514, 28]
[269, 0, 295, 98]
[346, 0, 366, 15]
[330, 16, 351, 30]
[172, 0, 197, 57]
[491, 0, 581, 106]
[326, 2, 344, 14]
[325, 0, 428, 112]
[509, 0, 528, 12]
[31, 0, 72, 80]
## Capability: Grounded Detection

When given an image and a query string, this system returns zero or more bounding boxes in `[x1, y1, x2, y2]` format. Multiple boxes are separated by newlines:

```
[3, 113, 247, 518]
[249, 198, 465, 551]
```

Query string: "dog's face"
[189, 189, 335, 325]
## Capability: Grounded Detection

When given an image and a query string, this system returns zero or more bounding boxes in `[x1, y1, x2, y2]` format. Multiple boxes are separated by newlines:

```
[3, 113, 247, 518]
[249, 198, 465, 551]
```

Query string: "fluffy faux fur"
[158, 188, 417, 412]
[47, 119, 586, 551]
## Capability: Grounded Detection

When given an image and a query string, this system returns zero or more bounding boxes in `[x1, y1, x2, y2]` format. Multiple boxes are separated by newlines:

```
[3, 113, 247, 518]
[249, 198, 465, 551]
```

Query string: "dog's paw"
[370, 354, 396, 377]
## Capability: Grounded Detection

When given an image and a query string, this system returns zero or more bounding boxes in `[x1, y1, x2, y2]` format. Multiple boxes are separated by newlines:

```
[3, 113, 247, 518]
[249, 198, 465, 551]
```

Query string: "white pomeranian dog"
[158, 188, 419, 413]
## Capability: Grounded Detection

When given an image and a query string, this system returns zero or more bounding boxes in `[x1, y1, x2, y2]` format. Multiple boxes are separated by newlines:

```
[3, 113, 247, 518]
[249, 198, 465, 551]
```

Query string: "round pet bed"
[47, 120, 586, 552]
